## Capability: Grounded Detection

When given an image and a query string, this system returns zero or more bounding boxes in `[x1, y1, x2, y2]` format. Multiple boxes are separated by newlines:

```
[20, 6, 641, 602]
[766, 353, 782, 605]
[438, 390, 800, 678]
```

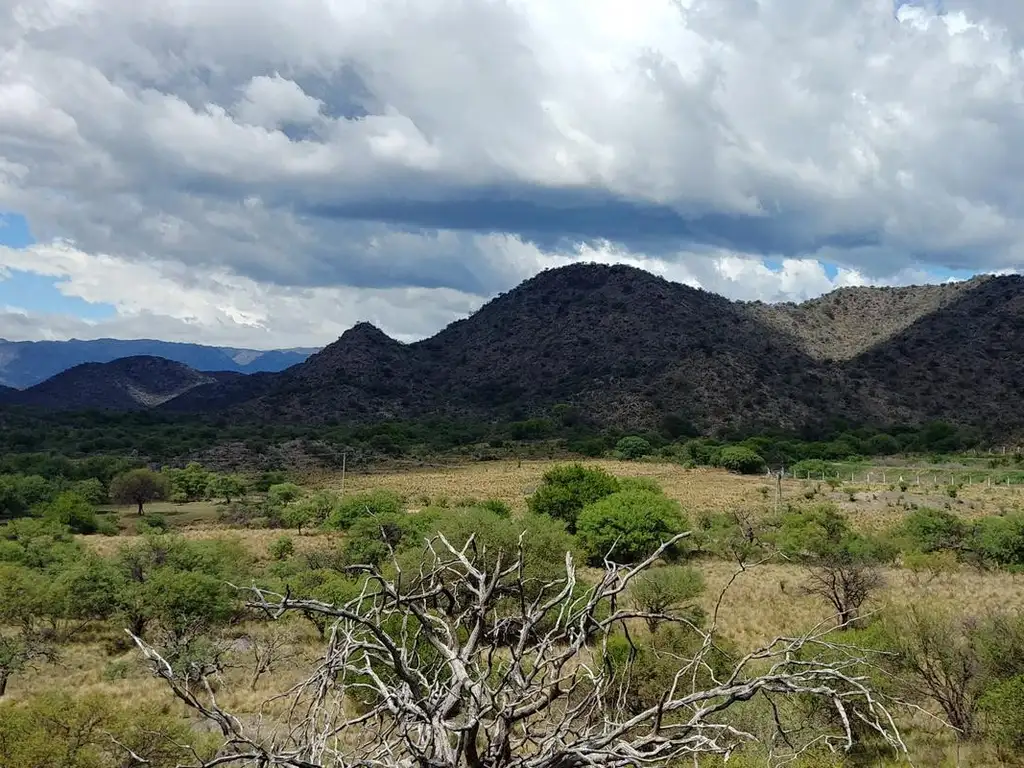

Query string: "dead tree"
[130, 533, 905, 767]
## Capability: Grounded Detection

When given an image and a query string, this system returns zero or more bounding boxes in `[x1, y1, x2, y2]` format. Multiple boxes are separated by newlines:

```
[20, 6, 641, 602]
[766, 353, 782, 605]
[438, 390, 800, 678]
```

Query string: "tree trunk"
[0, 670, 9, 698]
[137, 500, 145, 516]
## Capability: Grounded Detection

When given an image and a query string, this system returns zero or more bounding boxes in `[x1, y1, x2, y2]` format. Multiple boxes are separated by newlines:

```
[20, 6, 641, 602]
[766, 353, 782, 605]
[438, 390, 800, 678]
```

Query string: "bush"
[615, 436, 653, 461]
[396, 508, 578, 598]
[629, 565, 705, 632]
[527, 464, 620, 532]
[206, 474, 247, 504]
[164, 463, 212, 503]
[478, 498, 511, 518]
[283, 491, 340, 531]
[576, 489, 688, 565]
[40, 492, 99, 535]
[269, 536, 295, 561]
[718, 446, 765, 475]
[136, 512, 169, 534]
[325, 490, 404, 530]
[970, 514, 1024, 569]
[980, 674, 1024, 750]
[901, 507, 967, 554]
[267, 483, 304, 506]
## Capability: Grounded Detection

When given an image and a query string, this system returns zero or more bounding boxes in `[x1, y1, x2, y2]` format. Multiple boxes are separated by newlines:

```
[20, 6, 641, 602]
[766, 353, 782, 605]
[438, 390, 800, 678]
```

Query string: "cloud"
[1, 0, 1023, 344]
[0, 239, 947, 347]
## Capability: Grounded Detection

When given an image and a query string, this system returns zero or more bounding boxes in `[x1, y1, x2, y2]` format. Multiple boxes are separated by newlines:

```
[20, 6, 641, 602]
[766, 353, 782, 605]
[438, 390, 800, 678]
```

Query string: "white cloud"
[1, 0, 1024, 344]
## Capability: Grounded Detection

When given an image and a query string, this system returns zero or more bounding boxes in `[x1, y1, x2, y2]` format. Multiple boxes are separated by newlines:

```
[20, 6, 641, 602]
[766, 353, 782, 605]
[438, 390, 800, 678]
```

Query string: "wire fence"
[771, 468, 1024, 488]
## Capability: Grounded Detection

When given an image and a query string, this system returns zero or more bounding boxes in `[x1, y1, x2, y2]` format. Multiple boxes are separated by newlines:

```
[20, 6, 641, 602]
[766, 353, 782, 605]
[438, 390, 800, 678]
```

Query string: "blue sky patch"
[0, 212, 117, 320]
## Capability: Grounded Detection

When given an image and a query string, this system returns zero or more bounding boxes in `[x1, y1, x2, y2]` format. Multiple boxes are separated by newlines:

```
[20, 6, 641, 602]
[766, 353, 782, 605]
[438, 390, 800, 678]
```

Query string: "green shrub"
[970, 514, 1024, 569]
[527, 464, 620, 532]
[980, 675, 1024, 749]
[718, 446, 765, 475]
[252, 471, 288, 493]
[478, 498, 512, 518]
[615, 436, 653, 460]
[136, 512, 169, 534]
[901, 507, 967, 554]
[206, 474, 247, 503]
[267, 483, 304, 506]
[40, 492, 99, 535]
[629, 565, 705, 632]
[0, 692, 216, 767]
[269, 536, 295, 561]
[164, 463, 211, 503]
[283, 491, 340, 530]
[576, 489, 688, 565]
[395, 508, 577, 598]
[325, 489, 404, 530]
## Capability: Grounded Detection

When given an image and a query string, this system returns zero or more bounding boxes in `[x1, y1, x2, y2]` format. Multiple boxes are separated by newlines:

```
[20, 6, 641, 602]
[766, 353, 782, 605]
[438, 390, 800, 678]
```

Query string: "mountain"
[237, 264, 882, 433]
[6, 264, 1024, 439]
[3, 356, 231, 411]
[747, 278, 982, 360]
[0, 338, 317, 389]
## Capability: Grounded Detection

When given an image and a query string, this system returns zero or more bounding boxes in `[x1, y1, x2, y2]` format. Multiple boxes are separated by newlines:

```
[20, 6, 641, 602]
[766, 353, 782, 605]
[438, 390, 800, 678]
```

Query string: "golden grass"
[36, 459, 1024, 768]
[698, 559, 1024, 650]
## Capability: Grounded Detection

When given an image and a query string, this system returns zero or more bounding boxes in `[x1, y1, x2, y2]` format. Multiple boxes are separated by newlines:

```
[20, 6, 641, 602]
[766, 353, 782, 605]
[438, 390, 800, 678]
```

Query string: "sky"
[1, 0, 1022, 348]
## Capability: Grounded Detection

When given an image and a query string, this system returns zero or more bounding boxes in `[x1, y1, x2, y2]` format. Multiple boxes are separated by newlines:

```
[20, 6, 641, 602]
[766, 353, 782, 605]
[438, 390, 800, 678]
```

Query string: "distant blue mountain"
[0, 338, 318, 389]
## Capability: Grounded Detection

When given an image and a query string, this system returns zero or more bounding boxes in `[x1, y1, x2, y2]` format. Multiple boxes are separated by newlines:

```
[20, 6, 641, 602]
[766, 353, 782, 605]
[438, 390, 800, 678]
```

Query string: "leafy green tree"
[979, 675, 1024, 750]
[576, 488, 688, 565]
[252, 470, 288, 493]
[324, 489, 404, 530]
[114, 535, 249, 639]
[53, 555, 124, 627]
[873, 608, 1024, 741]
[0, 476, 29, 520]
[527, 464, 620, 533]
[39, 492, 99, 535]
[71, 478, 106, 505]
[615, 436, 653, 460]
[207, 474, 248, 504]
[283, 490, 340, 531]
[268, 482, 304, 506]
[718, 446, 766, 475]
[165, 463, 212, 503]
[0, 565, 57, 696]
[340, 513, 411, 568]
[0, 518, 82, 570]
[141, 568, 237, 645]
[901, 507, 967, 554]
[772, 505, 892, 627]
[970, 514, 1024, 569]
[110, 469, 170, 515]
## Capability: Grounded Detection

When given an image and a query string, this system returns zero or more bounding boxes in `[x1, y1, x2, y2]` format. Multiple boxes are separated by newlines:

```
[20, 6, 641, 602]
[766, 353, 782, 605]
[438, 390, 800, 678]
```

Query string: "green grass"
[98, 500, 223, 530]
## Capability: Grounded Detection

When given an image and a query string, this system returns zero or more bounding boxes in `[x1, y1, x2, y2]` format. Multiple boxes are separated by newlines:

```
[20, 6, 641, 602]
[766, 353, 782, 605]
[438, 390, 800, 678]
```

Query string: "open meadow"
[6, 458, 1024, 766]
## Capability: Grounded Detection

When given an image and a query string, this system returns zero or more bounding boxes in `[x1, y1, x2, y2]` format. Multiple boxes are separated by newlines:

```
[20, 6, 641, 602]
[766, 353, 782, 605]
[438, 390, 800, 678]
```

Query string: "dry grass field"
[26, 459, 1024, 767]
[83, 458, 1024, 648]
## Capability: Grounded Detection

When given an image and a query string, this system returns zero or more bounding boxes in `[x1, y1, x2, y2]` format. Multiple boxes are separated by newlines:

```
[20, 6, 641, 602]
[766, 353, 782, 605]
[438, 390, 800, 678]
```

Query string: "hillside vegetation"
[4, 265, 1024, 440]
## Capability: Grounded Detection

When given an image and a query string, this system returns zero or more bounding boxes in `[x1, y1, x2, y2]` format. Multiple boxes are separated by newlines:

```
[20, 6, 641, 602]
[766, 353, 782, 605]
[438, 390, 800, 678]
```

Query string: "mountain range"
[3, 263, 1023, 438]
[0, 338, 317, 389]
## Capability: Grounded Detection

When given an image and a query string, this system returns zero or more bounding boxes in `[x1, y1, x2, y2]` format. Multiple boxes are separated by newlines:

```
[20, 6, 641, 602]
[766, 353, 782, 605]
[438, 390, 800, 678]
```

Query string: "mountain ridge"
[0, 338, 318, 389]
[4, 264, 1022, 439]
